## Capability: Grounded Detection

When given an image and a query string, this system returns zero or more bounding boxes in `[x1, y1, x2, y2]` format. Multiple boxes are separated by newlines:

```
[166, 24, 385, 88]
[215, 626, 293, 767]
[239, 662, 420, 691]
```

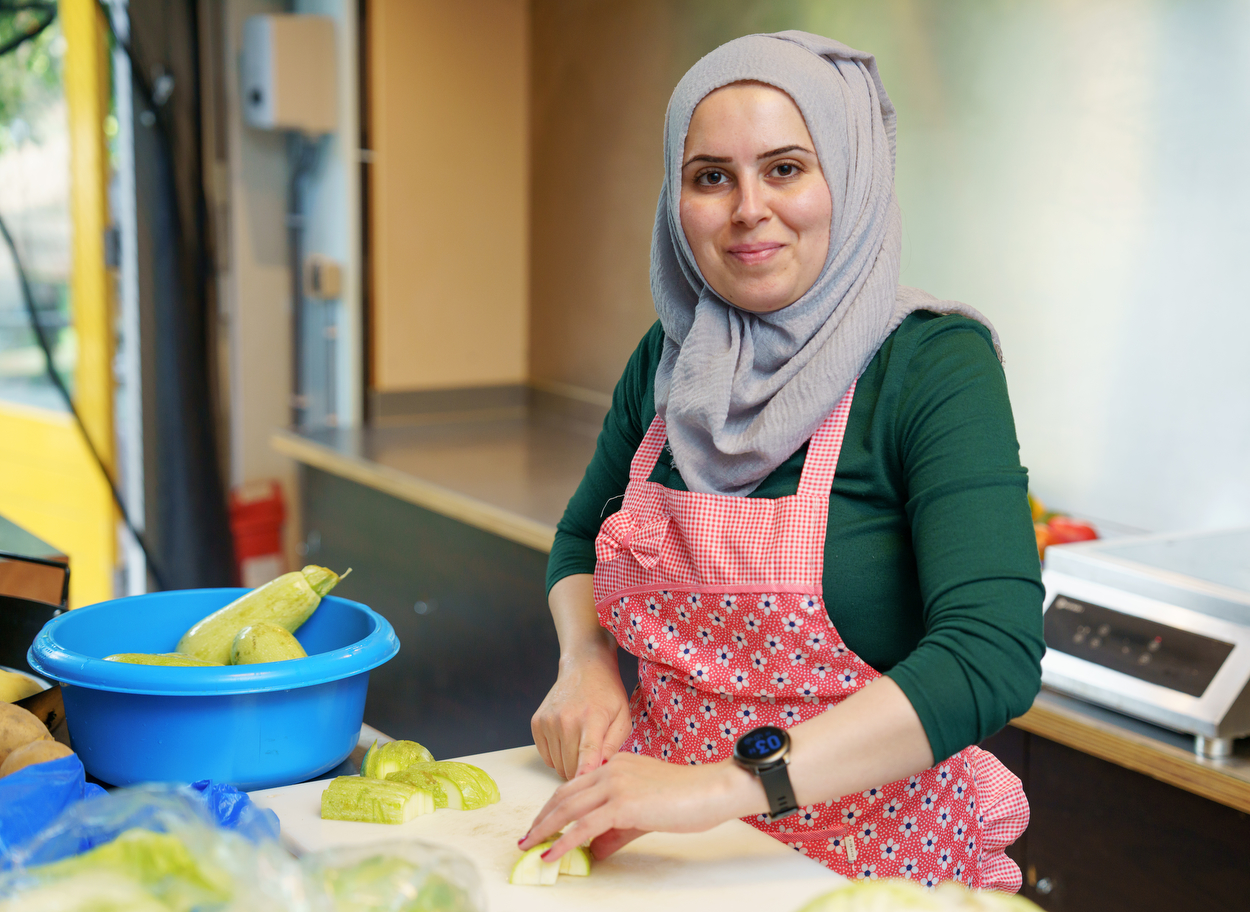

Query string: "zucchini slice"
[320, 776, 435, 824]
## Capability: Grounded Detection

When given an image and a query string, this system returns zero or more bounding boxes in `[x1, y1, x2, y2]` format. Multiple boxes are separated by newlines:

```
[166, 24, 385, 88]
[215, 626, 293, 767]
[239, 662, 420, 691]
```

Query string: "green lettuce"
[2, 829, 232, 912]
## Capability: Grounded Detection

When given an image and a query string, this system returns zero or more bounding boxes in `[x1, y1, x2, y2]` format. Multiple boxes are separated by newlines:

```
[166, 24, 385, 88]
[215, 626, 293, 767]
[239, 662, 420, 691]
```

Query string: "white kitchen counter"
[249, 745, 843, 912]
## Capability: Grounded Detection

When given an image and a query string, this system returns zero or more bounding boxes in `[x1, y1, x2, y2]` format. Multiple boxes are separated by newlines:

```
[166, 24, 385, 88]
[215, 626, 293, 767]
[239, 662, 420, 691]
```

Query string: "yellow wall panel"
[61, 0, 114, 468]
[0, 0, 122, 608]
[0, 402, 114, 606]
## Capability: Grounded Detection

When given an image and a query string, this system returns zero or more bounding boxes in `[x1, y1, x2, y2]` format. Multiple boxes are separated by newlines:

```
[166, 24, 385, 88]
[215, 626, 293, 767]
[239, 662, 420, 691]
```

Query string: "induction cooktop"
[1040, 527, 1250, 758]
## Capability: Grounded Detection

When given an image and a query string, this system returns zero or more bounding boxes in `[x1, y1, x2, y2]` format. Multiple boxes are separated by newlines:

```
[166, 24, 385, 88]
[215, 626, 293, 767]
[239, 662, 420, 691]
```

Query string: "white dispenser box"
[241, 14, 337, 134]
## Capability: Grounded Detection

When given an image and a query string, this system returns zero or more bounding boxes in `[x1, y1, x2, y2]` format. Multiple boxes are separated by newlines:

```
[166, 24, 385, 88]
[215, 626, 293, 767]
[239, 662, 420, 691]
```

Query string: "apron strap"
[629, 416, 671, 482]
[629, 379, 857, 494]
[795, 379, 857, 499]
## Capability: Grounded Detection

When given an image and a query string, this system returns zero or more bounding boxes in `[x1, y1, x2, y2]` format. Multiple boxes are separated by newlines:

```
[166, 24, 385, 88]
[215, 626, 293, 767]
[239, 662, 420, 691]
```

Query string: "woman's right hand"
[532, 643, 633, 780]
[532, 574, 632, 780]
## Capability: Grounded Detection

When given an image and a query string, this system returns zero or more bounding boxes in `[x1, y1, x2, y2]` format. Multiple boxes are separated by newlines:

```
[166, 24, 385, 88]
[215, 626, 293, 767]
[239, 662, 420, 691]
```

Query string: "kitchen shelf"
[1013, 687, 1250, 813]
[272, 391, 603, 554]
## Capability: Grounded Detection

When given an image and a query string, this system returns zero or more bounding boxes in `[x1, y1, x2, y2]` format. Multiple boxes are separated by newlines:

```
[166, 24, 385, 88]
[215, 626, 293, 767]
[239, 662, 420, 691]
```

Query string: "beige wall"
[528, 0, 788, 395]
[370, 0, 529, 391]
[529, 0, 681, 396]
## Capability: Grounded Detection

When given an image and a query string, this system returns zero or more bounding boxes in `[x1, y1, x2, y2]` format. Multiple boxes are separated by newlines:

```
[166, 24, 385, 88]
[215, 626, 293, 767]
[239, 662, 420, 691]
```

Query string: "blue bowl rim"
[27, 589, 399, 696]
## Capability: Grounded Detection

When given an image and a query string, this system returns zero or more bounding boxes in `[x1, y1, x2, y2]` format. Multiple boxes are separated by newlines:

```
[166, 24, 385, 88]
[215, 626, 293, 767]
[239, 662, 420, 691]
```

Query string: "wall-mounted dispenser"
[241, 14, 337, 135]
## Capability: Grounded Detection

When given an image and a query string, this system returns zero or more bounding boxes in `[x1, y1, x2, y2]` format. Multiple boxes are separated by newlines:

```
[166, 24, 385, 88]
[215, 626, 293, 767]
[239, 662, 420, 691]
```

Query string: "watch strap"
[757, 760, 799, 822]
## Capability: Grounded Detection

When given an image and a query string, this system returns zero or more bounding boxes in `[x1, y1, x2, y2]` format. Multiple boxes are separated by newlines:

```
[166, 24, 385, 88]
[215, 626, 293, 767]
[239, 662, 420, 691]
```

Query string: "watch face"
[735, 726, 789, 765]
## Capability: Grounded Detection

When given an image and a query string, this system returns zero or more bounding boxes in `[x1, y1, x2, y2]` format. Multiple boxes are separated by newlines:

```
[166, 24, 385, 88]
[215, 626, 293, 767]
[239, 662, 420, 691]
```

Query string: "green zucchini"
[176, 566, 347, 665]
[229, 622, 307, 664]
[104, 653, 222, 667]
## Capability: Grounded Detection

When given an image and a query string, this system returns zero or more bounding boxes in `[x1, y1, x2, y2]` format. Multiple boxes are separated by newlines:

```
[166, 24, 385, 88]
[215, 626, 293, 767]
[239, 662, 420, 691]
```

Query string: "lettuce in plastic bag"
[304, 841, 482, 912]
[30, 828, 231, 911]
[0, 788, 314, 912]
[0, 871, 169, 912]
[0, 785, 484, 912]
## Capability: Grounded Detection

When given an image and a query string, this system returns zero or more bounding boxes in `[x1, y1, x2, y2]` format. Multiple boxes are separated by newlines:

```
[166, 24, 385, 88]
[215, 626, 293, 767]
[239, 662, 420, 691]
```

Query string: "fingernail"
[518, 830, 530, 846]
[601, 758, 609, 765]
[541, 849, 554, 861]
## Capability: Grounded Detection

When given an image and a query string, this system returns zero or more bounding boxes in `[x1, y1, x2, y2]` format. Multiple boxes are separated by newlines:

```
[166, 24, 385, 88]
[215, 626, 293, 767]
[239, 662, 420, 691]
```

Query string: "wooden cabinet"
[980, 726, 1250, 910]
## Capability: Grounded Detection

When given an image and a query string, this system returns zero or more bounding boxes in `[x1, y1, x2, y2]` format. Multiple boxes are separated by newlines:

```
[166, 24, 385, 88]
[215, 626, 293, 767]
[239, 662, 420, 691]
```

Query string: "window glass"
[0, 18, 71, 411]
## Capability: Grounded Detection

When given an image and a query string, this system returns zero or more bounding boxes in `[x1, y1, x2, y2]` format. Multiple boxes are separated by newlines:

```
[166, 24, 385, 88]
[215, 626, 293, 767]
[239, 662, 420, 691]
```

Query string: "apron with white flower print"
[593, 383, 1029, 891]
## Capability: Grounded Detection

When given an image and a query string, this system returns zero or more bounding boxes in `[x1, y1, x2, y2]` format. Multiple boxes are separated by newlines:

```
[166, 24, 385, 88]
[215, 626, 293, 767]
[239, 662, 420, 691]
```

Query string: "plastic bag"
[0, 754, 105, 863]
[185, 780, 281, 843]
[0, 786, 485, 912]
[9, 783, 278, 867]
[0, 787, 317, 912]
[303, 841, 484, 912]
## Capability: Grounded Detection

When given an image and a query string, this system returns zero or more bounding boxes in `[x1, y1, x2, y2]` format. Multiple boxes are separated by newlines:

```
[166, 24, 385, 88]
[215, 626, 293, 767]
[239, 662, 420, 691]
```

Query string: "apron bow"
[596, 509, 669, 569]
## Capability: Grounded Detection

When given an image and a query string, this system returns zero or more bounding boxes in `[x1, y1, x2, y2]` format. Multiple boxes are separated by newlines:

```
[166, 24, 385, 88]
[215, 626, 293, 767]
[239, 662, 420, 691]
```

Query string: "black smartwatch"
[733, 726, 798, 822]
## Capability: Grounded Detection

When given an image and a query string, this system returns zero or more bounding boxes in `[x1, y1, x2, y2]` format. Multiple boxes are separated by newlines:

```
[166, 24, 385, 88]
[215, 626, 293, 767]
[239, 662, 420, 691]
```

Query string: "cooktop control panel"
[1044, 594, 1234, 698]
[1041, 569, 1250, 744]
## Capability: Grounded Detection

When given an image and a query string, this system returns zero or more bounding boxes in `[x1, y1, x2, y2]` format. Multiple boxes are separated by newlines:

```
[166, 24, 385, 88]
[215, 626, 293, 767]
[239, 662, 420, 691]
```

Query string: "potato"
[0, 702, 52, 766]
[0, 669, 42, 703]
[0, 738, 72, 777]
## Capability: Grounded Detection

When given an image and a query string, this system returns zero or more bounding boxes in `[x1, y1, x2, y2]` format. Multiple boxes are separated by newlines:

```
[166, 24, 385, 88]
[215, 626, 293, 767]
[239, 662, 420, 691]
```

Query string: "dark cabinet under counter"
[982, 708, 1250, 910]
[299, 464, 637, 761]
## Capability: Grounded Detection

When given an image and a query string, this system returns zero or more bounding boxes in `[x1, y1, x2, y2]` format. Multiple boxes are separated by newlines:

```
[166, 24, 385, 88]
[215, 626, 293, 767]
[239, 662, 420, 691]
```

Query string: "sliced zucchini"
[383, 768, 448, 808]
[359, 739, 435, 779]
[320, 776, 434, 824]
[403, 761, 499, 809]
[508, 842, 560, 886]
[559, 846, 592, 876]
[509, 840, 591, 886]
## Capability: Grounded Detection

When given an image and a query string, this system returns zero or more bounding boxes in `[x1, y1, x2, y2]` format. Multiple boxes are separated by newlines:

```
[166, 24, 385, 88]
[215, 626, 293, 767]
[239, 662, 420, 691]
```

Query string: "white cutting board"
[249, 745, 843, 912]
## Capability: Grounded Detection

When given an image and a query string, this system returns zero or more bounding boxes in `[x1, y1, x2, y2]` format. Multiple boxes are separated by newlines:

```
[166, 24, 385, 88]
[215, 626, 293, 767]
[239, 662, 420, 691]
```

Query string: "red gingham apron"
[593, 383, 1029, 891]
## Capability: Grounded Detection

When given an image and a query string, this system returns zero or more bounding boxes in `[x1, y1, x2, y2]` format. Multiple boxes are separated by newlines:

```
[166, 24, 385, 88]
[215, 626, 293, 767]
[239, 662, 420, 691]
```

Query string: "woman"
[521, 31, 1043, 892]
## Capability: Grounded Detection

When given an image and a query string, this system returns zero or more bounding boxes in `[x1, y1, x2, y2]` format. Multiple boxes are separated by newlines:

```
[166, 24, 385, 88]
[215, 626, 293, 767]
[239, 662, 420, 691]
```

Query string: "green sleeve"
[545, 323, 665, 594]
[881, 317, 1045, 761]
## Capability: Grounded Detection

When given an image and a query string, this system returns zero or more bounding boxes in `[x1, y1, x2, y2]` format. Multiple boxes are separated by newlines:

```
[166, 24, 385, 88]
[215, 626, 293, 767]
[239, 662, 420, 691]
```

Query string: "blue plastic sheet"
[0, 762, 277, 868]
[0, 754, 104, 864]
[186, 779, 281, 843]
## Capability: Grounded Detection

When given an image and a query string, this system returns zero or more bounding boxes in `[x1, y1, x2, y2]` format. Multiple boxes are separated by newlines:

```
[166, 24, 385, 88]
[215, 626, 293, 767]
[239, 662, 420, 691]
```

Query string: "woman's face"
[680, 83, 831, 314]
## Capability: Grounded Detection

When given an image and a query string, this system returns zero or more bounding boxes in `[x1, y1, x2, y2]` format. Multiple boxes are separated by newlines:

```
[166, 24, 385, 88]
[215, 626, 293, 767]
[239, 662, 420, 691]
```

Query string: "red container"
[229, 480, 286, 587]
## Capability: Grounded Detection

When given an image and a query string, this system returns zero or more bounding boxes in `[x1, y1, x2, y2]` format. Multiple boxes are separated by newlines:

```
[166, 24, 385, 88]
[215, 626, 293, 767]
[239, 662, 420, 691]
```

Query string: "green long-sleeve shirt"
[547, 312, 1045, 762]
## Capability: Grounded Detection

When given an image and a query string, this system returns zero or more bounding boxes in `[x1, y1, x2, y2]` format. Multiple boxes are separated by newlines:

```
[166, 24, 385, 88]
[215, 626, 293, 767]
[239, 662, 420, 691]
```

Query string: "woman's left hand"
[517, 752, 765, 862]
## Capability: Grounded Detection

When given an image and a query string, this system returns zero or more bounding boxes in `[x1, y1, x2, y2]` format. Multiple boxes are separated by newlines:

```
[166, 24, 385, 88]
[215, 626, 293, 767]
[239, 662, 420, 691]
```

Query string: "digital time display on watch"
[736, 726, 788, 763]
[734, 726, 797, 822]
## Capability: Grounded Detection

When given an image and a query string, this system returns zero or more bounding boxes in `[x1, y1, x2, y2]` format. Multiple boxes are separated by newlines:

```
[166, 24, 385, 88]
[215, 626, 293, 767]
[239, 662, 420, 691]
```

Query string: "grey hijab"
[652, 31, 1001, 496]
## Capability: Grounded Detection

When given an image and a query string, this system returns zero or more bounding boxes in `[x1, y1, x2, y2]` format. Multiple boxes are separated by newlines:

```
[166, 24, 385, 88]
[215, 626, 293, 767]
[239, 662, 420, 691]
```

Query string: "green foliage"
[0, 11, 62, 152]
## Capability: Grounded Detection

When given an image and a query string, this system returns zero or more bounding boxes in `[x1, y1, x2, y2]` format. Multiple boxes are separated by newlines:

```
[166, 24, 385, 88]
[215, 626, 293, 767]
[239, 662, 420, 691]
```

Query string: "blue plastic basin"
[27, 589, 399, 791]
